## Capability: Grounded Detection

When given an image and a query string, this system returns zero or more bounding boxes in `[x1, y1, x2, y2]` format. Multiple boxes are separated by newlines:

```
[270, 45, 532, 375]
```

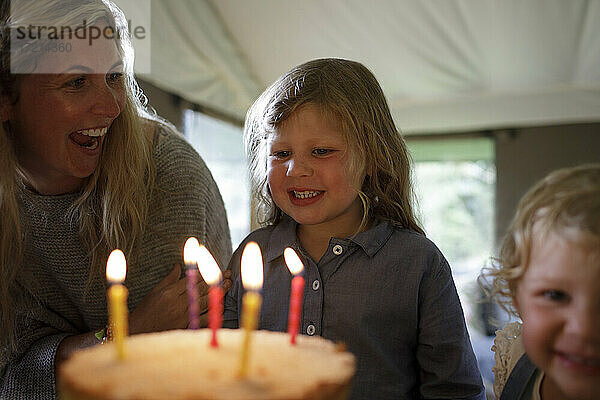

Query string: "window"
[407, 137, 495, 300]
[408, 136, 496, 325]
[183, 110, 251, 251]
[413, 158, 495, 324]
[407, 136, 496, 388]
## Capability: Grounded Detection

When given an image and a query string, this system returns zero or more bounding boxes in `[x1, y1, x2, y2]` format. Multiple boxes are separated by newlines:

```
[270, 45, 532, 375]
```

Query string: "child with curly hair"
[486, 164, 600, 400]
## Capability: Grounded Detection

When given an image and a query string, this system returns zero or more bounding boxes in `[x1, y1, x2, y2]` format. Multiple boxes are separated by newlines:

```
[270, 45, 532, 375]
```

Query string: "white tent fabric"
[138, 0, 600, 134]
[137, 0, 261, 120]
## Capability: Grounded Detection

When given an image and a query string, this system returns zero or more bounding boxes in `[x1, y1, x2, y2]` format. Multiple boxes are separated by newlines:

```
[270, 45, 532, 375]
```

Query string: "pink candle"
[208, 285, 223, 346]
[197, 244, 223, 347]
[284, 248, 305, 345]
[183, 237, 201, 330]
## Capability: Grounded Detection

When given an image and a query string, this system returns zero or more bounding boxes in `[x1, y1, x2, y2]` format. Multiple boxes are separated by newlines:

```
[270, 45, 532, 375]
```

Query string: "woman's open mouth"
[69, 127, 108, 150]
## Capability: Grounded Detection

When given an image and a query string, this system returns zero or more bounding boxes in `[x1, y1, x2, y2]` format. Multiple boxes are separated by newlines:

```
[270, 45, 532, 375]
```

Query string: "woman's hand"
[221, 269, 233, 293]
[129, 264, 233, 334]
[198, 269, 233, 328]
[129, 264, 188, 334]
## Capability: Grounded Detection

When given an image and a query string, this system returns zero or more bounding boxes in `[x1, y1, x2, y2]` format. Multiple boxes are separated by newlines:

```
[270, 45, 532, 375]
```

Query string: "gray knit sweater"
[0, 126, 232, 399]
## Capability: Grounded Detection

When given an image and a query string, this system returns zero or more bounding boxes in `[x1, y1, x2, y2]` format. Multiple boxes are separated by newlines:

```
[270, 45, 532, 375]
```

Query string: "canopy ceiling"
[135, 0, 600, 134]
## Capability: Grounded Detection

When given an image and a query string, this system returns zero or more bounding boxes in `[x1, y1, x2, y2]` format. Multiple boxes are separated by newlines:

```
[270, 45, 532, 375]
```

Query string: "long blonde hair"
[1, 0, 157, 350]
[483, 164, 600, 316]
[244, 58, 423, 235]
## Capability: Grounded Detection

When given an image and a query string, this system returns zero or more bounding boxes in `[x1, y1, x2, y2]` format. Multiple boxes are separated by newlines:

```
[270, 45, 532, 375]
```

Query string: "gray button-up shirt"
[223, 216, 484, 400]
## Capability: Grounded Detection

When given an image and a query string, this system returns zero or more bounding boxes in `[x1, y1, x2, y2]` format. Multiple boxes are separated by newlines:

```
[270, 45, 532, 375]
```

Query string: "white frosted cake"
[59, 329, 355, 400]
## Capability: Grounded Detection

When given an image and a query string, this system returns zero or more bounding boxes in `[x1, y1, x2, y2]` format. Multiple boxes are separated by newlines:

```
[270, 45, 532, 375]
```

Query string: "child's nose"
[286, 157, 313, 177]
[566, 302, 600, 340]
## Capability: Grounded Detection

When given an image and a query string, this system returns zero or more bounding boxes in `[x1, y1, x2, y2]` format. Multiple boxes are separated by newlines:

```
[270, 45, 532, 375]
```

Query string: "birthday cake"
[59, 328, 356, 400]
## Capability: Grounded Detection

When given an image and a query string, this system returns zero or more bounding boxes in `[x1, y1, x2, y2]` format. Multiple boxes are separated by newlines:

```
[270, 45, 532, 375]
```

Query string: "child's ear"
[511, 295, 521, 316]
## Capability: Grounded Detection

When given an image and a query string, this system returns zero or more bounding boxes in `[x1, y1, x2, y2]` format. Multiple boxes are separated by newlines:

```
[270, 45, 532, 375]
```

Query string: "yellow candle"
[239, 291, 262, 376]
[106, 249, 128, 360]
[238, 242, 264, 378]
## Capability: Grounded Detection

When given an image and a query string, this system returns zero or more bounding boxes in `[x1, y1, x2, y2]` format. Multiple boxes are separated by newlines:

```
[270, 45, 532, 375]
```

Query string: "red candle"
[284, 248, 305, 345]
[197, 244, 223, 347]
[183, 237, 201, 330]
[208, 285, 223, 346]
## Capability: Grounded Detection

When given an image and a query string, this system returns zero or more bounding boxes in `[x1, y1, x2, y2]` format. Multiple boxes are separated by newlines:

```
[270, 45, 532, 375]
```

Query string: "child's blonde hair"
[244, 58, 423, 235]
[486, 164, 600, 316]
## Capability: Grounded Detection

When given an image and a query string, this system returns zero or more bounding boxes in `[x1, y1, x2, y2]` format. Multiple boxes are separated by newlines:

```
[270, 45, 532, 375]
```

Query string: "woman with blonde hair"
[0, 1, 231, 397]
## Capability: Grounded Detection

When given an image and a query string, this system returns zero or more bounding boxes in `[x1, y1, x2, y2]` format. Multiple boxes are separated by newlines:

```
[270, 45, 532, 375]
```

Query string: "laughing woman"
[0, 1, 232, 398]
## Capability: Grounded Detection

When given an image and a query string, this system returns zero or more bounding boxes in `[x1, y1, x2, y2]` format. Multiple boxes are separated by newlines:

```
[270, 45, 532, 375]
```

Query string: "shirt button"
[332, 244, 343, 255]
[312, 280, 320, 290]
[306, 324, 316, 335]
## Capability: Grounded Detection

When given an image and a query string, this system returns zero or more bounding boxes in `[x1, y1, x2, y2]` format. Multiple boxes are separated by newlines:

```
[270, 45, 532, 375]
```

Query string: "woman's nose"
[286, 157, 313, 177]
[91, 81, 122, 118]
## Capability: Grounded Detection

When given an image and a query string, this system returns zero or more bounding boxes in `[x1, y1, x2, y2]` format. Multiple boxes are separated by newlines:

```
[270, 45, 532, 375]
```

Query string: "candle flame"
[241, 242, 263, 290]
[284, 247, 304, 275]
[197, 245, 222, 285]
[106, 249, 127, 283]
[183, 237, 200, 265]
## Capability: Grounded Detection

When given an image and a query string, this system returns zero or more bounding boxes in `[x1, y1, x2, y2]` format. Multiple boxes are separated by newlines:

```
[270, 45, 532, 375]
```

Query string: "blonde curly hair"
[484, 164, 600, 317]
[244, 58, 423, 235]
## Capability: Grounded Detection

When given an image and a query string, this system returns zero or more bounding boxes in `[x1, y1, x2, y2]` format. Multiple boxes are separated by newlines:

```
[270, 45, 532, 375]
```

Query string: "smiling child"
[223, 58, 485, 400]
[488, 164, 600, 400]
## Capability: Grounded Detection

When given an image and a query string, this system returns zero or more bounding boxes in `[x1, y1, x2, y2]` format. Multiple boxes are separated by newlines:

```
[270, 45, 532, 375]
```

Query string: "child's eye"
[542, 289, 569, 302]
[313, 148, 333, 156]
[270, 150, 290, 159]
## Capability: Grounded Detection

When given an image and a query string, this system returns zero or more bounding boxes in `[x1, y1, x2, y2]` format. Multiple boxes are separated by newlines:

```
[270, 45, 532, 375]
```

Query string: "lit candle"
[184, 237, 201, 330]
[238, 242, 263, 378]
[106, 249, 128, 360]
[284, 247, 305, 345]
[196, 244, 223, 347]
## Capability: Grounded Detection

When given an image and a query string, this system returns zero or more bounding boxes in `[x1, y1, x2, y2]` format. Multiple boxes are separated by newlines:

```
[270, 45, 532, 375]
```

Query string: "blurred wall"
[137, 79, 185, 131]
[494, 123, 600, 248]
[137, 78, 243, 132]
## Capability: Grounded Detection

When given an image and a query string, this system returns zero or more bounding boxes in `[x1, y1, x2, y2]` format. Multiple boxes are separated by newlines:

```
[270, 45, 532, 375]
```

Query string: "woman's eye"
[66, 76, 86, 89]
[271, 150, 290, 159]
[107, 72, 124, 85]
[542, 289, 569, 302]
[313, 148, 332, 156]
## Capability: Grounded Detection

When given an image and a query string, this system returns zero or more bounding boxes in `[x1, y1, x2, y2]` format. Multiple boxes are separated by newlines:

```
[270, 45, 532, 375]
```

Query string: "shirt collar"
[265, 215, 300, 262]
[349, 219, 394, 257]
[265, 214, 395, 262]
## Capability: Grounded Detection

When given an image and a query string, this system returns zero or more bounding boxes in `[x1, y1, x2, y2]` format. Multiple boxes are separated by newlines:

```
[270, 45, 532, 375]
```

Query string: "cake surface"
[59, 328, 355, 400]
